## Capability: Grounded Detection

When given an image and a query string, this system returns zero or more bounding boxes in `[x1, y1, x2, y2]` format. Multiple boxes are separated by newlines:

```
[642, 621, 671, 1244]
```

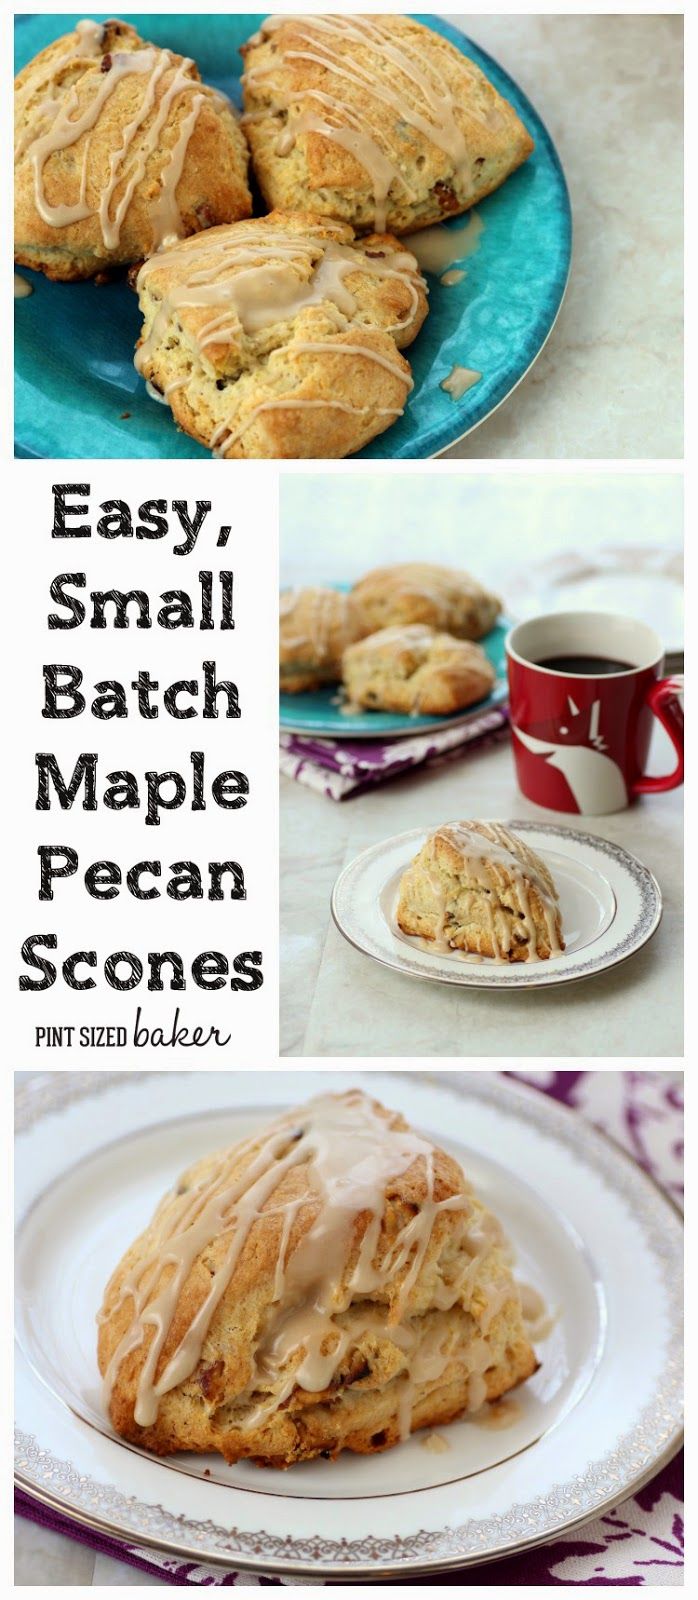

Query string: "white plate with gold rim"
[331, 821, 662, 990]
[15, 1071, 682, 1579]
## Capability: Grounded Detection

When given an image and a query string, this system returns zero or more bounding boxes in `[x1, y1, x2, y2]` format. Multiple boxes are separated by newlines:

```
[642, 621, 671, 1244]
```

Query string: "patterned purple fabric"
[15, 1072, 683, 1586]
[280, 705, 510, 799]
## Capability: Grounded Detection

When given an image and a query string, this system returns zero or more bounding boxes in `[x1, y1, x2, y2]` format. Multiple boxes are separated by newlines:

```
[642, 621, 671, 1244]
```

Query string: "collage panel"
[280, 472, 683, 1058]
[14, 10, 681, 462]
[15, 1067, 684, 1582]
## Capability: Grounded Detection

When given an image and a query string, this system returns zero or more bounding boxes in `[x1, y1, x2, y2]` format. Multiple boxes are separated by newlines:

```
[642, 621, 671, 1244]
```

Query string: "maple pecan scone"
[241, 15, 534, 237]
[97, 1089, 538, 1466]
[342, 625, 495, 714]
[14, 19, 251, 281]
[351, 563, 501, 642]
[397, 822, 564, 963]
[280, 586, 368, 692]
[134, 211, 428, 458]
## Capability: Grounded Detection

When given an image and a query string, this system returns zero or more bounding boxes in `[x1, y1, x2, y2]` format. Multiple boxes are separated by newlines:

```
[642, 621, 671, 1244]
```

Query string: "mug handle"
[632, 675, 684, 795]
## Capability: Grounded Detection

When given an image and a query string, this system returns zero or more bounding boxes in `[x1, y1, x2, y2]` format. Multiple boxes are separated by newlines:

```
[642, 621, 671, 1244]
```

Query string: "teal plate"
[14, 13, 571, 460]
[280, 614, 508, 739]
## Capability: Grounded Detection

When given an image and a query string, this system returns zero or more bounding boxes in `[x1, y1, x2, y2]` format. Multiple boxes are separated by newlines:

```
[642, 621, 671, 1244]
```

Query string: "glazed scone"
[281, 586, 368, 692]
[342, 625, 496, 715]
[14, 19, 251, 281]
[352, 562, 501, 641]
[241, 15, 534, 236]
[134, 211, 428, 458]
[397, 821, 564, 963]
[97, 1089, 538, 1466]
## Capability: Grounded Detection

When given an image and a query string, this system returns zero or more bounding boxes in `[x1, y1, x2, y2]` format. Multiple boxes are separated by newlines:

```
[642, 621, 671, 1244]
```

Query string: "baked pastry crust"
[342, 624, 495, 714]
[281, 586, 368, 691]
[241, 15, 534, 236]
[351, 562, 501, 641]
[397, 821, 565, 962]
[97, 1089, 538, 1466]
[14, 19, 251, 281]
[134, 210, 428, 458]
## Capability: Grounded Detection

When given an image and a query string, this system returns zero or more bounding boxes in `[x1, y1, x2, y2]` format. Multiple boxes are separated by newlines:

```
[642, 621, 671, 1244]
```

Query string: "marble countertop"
[15, 1523, 159, 1589]
[440, 13, 683, 459]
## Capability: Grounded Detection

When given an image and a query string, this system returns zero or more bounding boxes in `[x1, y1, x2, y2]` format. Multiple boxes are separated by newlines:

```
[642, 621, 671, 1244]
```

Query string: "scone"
[134, 211, 428, 458]
[281, 587, 368, 692]
[397, 821, 564, 962]
[97, 1089, 538, 1466]
[14, 19, 251, 281]
[342, 624, 496, 714]
[352, 562, 501, 641]
[241, 15, 534, 236]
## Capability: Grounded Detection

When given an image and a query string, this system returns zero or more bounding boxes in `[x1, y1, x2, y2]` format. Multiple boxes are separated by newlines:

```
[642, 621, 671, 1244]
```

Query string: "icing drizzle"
[280, 586, 360, 667]
[136, 221, 423, 346]
[344, 624, 493, 714]
[16, 20, 211, 251]
[441, 364, 482, 400]
[134, 220, 423, 455]
[98, 1091, 519, 1440]
[243, 14, 495, 230]
[407, 821, 563, 963]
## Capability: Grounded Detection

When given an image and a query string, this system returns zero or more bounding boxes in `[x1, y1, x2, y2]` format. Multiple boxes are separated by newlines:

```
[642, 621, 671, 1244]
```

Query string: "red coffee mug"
[506, 611, 684, 815]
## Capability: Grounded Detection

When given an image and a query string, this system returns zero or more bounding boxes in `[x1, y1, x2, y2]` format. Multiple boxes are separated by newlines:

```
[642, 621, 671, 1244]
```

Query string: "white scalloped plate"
[15, 1071, 682, 1578]
[331, 821, 662, 990]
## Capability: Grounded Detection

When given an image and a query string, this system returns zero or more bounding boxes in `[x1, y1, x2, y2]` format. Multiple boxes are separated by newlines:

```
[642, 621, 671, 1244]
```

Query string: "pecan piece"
[194, 202, 217, 229]
[198, 1359, 225, 1399]
[432, 181, 460, 214]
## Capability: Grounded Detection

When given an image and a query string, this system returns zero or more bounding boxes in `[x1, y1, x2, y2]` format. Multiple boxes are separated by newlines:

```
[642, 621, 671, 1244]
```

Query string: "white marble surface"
[14, 1523, 166, 1587]
[280, 478, 683, 1058]
[439, 14, 683, 459]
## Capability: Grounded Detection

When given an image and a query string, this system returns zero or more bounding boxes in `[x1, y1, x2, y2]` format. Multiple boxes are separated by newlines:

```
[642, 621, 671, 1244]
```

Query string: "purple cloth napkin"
[280, 704, 510, 799]
[16, 1072, 683, 1586]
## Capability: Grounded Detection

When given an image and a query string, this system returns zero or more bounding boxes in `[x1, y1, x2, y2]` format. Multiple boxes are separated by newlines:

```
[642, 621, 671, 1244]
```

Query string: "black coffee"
[536, 653, 634, 675]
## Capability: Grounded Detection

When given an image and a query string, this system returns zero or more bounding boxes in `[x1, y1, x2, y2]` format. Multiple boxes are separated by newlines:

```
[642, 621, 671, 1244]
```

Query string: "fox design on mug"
[513, 697, 629, 815]
[506, 613, 684, 817]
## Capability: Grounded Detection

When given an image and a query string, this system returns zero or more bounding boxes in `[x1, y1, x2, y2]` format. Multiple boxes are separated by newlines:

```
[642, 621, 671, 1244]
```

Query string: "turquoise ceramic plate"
[14, 13, 571, 460]
[280, 612, 508, 738]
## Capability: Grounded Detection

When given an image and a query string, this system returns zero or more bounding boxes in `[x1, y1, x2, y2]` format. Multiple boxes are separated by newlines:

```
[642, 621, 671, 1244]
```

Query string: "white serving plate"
[331, 821, 662, 990]
[15, 1071, 682, 1579]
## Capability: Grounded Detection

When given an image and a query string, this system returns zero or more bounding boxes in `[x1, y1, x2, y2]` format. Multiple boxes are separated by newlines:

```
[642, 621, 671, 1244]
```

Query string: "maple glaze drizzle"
[135, 220, 423, 453]
[519, 1281, 557, 1341]
[280, 586, 359, 666]
[405, 211, 484, 275]
[210, 396, 403, 457]
[351, 564, 497, 636]
[16, 20, 211, 250]
[136, 222, 423, 348]
[409, 821, 563, 964]
[441, 364, 482, 400]
[99, 1091, 518, 1439]
[243, 14, 497, 230]
[344, 625, 492, 715]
